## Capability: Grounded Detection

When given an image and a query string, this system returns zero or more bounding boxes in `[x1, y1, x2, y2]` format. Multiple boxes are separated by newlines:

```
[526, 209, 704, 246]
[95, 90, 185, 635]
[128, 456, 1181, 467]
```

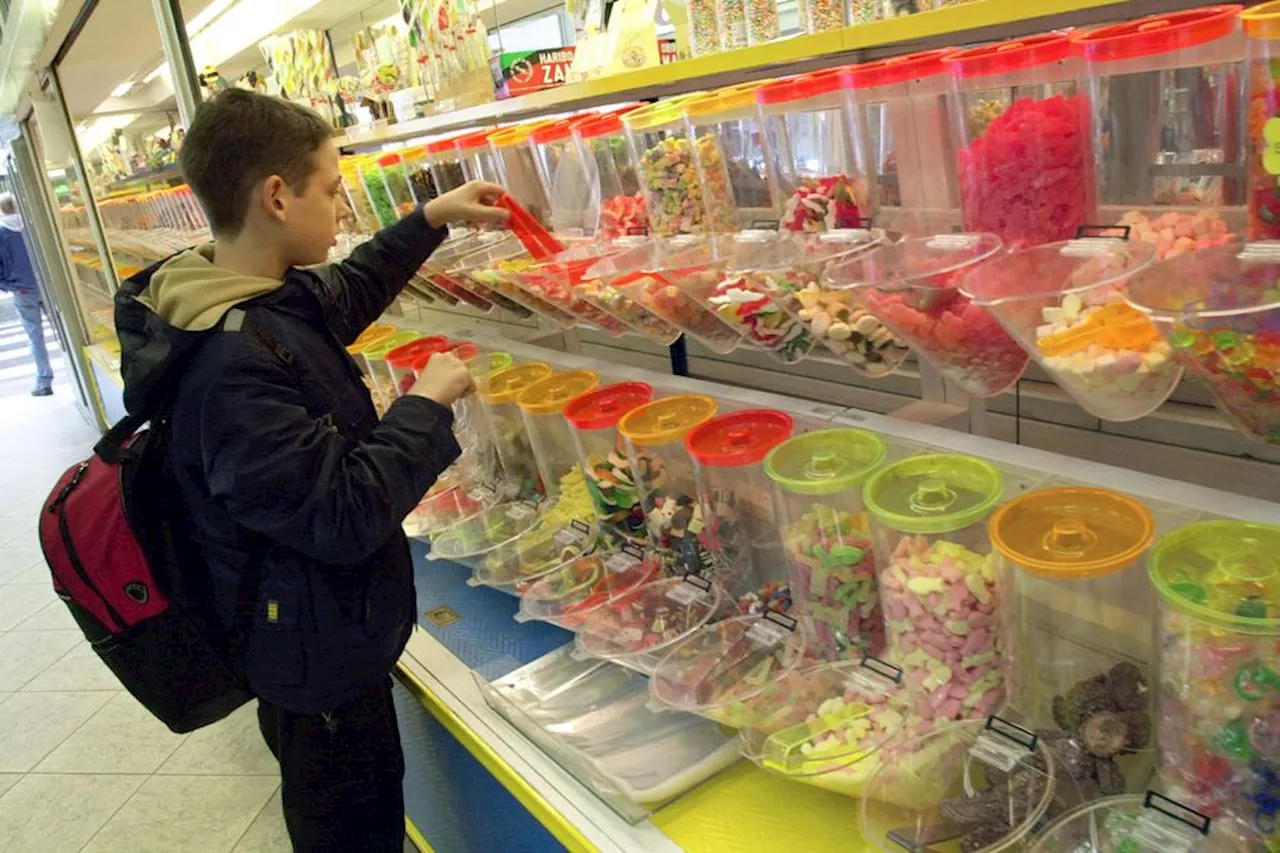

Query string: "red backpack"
[37, 309, 285, 733]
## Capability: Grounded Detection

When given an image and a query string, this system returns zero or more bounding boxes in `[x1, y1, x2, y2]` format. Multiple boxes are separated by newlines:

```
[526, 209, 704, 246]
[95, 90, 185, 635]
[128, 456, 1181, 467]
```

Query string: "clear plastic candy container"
[512, 245, 634, 335]
[531, 118, 593, 236]
[1148, 520, 1280, 849]
[377, 153, 417, 219]
[340, 157, 379, 235]
[863, 453, 1006, 725]
[845, 49, 962, 236]
[861, 717, 1056, 852]
[587, 238, 745, 354]
[428, 133, 469, 196]
[361, 330, 421, 414]
[477, 362, 553, 502]
[764, 427, 888, 660]
[1077, 7, 1245, 254]
[1241, 3, 1280, 241]
[575, 573, 735, 674]
[428, 499, 543, 565]
[757, 70, 878, 234]
[1032, 793, 1268, 853]
[990, 487, 1157, 797]
[960, 236, 1175, 422]
[737, 656, 917, 798]
[576, 241, 682, 346]
[453, 235, 579, 328]
[687, 0, 720, 57]
[401, 146, 436, 204]
[626, 101, 709, 236]
[358, 155, 400, 229]
[828, 232, 1029, 398]
[492, 122, 555, 227]
[574, 109, 649, 240]
[517, 369, 601, 503]
[565, 382, 655, 545]
[683, 85, 771, 233]
[618, 395, 719, 575]
[383, 336, 451, 398]
[684, 409, 794, 613]
[945, 34, 1095, 248]
[1123, 242, 1280, 446]
[649, 611, 806, 727]
[456, 129, 501, 184]
[433, 233, 534, 319]
[517, 543, 662, 631]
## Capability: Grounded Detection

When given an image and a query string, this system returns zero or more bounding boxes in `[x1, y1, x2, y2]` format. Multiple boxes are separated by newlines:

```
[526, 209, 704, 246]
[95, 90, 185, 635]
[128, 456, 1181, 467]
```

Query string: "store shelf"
[337, 0, 1210, 150]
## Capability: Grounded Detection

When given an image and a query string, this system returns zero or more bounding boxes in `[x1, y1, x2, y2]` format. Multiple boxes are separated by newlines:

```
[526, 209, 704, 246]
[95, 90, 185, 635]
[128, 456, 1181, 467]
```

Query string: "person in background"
[0, 193, 53, 396]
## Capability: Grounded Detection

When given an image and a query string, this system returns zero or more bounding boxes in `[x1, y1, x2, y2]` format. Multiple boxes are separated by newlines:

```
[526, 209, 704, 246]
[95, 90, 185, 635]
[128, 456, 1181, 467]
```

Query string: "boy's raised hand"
[424, 181, 509, 228]
[409, 352, 475, 406]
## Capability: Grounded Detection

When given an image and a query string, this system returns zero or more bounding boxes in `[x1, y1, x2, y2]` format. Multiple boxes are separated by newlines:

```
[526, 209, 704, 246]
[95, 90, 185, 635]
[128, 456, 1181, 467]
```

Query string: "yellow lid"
[623, 99, 691, 132]
[346, 324, 398, 355]
[517, 370, 601, 416]
[489, 121, 555, 148]
[683, 83, 762, 119]
[618, 395, 717, 447]
[1242, 1, 1280, 39]
[479, 362, 553, 404]
[989, 487, 1156, 580]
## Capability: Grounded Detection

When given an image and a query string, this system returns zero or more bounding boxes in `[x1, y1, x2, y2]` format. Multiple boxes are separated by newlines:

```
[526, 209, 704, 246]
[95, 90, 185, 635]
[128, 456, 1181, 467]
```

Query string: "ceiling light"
[185, 0, 238, 36]
[110, 81, 134, 98]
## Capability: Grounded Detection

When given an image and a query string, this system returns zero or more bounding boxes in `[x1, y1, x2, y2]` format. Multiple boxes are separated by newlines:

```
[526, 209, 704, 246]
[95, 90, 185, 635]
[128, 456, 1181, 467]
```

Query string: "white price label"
[746, 619, 789, 648]
[666, 576, 710, 606]
[1127, 793, 1211, 853]
[506, 504, 535, 521]
[605, 552, 641, 573]
[845, 656, 903, 699]
[967, 717, 1036, 773]
[554, 528, 584, 548]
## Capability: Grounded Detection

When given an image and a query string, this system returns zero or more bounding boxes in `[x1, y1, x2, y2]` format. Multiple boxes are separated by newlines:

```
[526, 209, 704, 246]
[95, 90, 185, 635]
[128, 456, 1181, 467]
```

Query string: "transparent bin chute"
[826, 232, 1030, 398]
[491, 121, 556, 227]
[574, 239, 683, 346]
[757, 70, 879, 233]
[434, 232, 535, 319]
[960, 236, 1175, 421]
[1122, 242, 1280, 446]
[476, 361, 553, 504]
[517, 543, 663, 631]
[565, 382, 655, 545]
[532, 117, 595, 236]
[736, 656, 918, 798]
[509, 244, 635, 336]
[451, 234, 579, 327]
[625, 100, 709, 237]
[574, 108, 648, 240]
[456, 128, 500, 183]
[683, 84, 772, 234]
[1077, 7, 1244, 253]
[1031, 793, 1265, 853]
[428, 132, 469, 196]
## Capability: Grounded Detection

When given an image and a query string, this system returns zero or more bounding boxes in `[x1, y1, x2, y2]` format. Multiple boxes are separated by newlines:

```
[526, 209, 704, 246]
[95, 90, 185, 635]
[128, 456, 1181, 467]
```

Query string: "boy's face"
[281, 140, 350, 266]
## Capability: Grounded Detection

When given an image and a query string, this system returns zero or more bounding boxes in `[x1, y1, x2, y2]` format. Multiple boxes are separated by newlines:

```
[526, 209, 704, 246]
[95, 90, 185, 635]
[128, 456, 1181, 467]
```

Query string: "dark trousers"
[257, 678, 406, 852]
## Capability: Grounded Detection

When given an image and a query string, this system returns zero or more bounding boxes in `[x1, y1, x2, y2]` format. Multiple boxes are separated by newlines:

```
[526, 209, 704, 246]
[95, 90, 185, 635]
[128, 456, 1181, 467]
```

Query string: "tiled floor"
[0, 387, 292, 852]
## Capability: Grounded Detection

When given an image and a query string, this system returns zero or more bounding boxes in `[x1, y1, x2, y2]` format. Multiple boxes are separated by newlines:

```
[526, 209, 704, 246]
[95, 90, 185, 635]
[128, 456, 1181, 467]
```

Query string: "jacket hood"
[0, 213, 23, 232]
[117, 245, 285, 417]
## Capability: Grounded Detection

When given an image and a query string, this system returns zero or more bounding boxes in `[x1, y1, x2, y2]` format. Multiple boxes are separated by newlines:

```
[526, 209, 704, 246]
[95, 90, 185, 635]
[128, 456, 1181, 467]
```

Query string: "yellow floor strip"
[395, 665, 601, 853]
[652, 762, 864, 853]
[404, 817, 436, 852]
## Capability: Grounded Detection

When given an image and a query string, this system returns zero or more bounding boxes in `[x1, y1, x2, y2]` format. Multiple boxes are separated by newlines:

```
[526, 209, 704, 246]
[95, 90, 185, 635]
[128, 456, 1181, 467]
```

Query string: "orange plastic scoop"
[1037, 302, 1162, 356]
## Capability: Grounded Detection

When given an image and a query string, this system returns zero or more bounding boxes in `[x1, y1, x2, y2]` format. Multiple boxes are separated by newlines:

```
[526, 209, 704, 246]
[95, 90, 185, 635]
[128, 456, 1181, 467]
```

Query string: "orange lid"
[618, 395, 717, 447]
[845, 48, 955, 90]
[757, 68, 850, 106]
[455, 130, 495, 151]
[377, 153, 403, 168]
[490, 121, 555, 148]
[530, 118, 579, 144]
[990, 487, 1155, 579]
[428, 132, 468, 155]
[563, 382, 654, 430]
[1241, 0, 1280, 39]
[478, 362, 553, 404]
[943, 34, 1076, 80]
[575, 107, 642, 139]
[1076, 6, 1242, 61]
[517, 370, 601, 416]
[346, 323, 398, 354]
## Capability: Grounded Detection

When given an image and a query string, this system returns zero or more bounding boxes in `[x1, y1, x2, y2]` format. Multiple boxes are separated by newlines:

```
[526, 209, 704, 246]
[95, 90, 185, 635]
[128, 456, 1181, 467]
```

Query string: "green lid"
[467, 351, 513, 379]
[1148, 520, 1280, 634]
[365, 330, 422, 361]
[764, 428, 888, 496]
[862, 453, 1003, 535]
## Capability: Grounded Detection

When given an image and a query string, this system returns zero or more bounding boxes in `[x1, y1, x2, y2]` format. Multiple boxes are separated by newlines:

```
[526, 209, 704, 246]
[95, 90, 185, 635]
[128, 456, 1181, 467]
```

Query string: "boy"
[115, 88, 508, 851]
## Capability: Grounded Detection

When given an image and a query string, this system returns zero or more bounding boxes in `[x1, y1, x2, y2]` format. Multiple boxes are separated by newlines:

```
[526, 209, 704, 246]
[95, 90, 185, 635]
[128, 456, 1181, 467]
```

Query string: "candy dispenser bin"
[428, 133, 469, 196]
[1244, 3, 1280, 241]
[845, 49, 961, 237]
[1031, 793, 1265, 853]
[625, 101, 708, 236]
[575, 110, 648, 239]
[451, 235, 579, 327]
[401, 146, 436, 204]
[736, 657, 917, 798]
[517, 543, 662, 630]
[531, 118, 593, 235]
[828, 233, 1030, 398]
[1077, 7, 1245, 252]
[376, 153, 418, 219]
[587, 238, 745, 354]
[383, 336, 451, 399]
[757, 70, 878, 233]
[1148, 520, 1280, 849]
[565, 382, 655, 544]
[649, 611, 806, 727]
[574, 246, 683, 346]
[718, 0, 747, 50]
[618, 395, 718, 575]
[492, 122, 555, 227]
[688, 0, 720, 57]
[863, 453, 1006, 726]
[764, 427, 888, 660]
[685, 409, 795, 612]
[802, 0, 843, 34]
[358, 155, 400, 228]
[1123, 242, 1280, 446]
[576, 574, 735, 674]
[961, 236, 1176, 422]
[684, 85, 772, 234]
[861, 717, 1056, 851]
[517, 369, 601, 503]
[477, 362, 553, 503]
[456, 129, 500, 184]
[361, 330, 421, 413]
[430, 233, 533, 319]
[991, 487, 1157, 797]
[510, 245, 635, 335]
[945, 34, 1094, 248]
[340, 156, 379, 235]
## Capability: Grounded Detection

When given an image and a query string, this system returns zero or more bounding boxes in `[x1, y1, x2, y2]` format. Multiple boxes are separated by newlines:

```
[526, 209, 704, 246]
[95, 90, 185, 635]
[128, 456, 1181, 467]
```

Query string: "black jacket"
[116, 210, 459, 713]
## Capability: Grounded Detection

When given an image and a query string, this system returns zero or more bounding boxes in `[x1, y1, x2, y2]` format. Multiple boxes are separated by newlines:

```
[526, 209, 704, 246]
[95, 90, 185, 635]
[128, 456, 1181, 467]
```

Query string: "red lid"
[685, 409, 795, 467]
[385, 336, 451, 369]
[427, 132, 468, 155]
[446, 341, 480, 362]
[944, 34, 1076, 80]
[563, 382, 654, 431]
[410, 338, 456, 371]
[1075, 6, 1242, 62]
[757, 68, 851, 106]
[573, 105, 643, 140]
[454, 130, 495, 151]
[377, 153, 402, 167]
[844, 48, 955, 90]
[530, 119, 578, 144]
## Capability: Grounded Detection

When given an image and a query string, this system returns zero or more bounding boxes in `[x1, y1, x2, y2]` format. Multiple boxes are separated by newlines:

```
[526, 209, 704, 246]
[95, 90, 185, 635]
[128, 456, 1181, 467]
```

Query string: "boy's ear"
[260, 175, 288, 223]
